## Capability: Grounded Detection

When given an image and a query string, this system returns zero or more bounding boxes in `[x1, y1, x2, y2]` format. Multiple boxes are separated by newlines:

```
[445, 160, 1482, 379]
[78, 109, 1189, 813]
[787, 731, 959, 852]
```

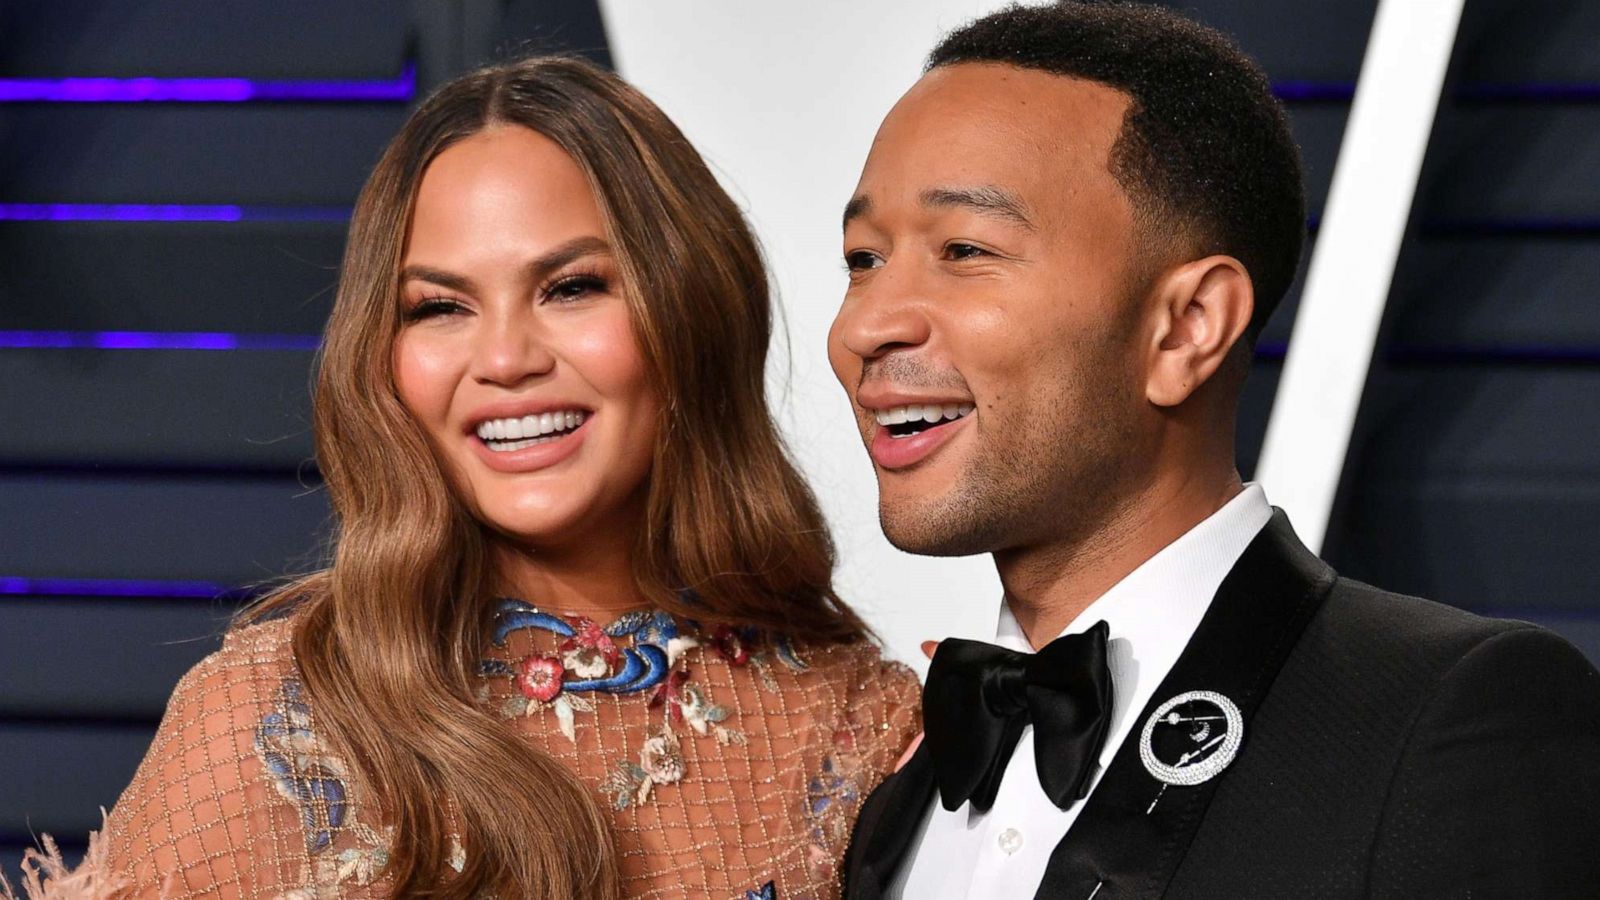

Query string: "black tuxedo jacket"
[844, 512, 1600, 899]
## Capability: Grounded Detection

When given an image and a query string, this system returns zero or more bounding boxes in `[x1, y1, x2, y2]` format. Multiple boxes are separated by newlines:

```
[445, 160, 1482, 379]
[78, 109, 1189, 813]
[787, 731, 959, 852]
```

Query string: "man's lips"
[867, 409, 973, 470]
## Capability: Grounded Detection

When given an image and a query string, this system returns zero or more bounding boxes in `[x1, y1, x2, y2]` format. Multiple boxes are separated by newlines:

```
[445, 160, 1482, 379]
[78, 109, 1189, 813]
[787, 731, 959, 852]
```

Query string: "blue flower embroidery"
[744, 881, 777, 900]
[482, 598, 672, 694]
[805, 756, 862, 843]
[254, 679, 349, 853]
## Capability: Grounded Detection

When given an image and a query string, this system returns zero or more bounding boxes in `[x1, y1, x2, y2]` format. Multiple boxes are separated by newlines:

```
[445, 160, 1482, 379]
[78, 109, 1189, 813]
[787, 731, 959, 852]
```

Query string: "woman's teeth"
[476, 410, 587, 451]
[873, 403, 975, 427]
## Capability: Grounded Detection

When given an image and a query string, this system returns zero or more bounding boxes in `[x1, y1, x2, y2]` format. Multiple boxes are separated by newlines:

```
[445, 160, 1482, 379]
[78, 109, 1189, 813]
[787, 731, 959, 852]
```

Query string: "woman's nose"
[471, 312, 556, 387]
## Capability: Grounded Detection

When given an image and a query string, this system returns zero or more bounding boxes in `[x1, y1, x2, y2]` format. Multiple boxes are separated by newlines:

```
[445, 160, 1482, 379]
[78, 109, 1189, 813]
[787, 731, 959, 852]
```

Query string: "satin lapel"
[1035, 511, 1335, 900]
[842, 743, 938, 900]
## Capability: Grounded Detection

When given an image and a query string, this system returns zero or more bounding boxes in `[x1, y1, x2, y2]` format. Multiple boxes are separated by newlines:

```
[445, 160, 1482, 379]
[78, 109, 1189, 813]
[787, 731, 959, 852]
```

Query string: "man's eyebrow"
[842, 194, 872, 231]
[920, 186, 1035, 230]
[399, 236, 612, 292]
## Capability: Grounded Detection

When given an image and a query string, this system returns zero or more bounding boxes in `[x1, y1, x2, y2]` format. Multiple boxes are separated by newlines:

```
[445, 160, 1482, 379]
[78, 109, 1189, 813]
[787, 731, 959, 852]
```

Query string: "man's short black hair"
[929, 1, 1306, 341]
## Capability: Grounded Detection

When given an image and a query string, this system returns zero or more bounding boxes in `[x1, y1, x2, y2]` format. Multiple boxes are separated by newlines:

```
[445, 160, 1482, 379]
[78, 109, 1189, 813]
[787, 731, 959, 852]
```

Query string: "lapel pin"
[1139, 690, 1244, 787]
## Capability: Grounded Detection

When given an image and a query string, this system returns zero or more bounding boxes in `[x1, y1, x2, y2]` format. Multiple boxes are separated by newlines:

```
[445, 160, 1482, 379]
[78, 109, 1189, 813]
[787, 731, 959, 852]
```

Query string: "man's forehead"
[885, 63, 1130, 156]
[851, 63, 1131, 223]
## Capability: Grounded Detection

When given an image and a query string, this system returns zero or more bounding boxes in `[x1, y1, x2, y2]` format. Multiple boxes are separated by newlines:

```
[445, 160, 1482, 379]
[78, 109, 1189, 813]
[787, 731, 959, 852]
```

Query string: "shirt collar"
[995, 483, 1273, 651]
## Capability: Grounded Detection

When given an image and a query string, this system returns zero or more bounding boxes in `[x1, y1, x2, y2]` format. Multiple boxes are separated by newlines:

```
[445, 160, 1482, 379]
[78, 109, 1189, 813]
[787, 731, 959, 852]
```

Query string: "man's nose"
[471, 310, 556, 387]
[834, 259, 933, 362]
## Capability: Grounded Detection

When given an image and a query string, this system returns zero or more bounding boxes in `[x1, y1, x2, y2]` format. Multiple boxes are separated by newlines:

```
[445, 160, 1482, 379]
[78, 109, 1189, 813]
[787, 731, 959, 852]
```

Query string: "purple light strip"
[0, 331, 320, 351]
[0, 204, 349, 222]
[0, 576, 238, 599]
[1275, 81, 1356, 103]
[0, 63, 415, 103]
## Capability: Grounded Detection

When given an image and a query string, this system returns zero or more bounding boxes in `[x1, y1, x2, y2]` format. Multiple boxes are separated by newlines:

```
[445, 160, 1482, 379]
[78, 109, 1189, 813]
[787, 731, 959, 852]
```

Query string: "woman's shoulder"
[169, 607, 303, 706]
[788, 633, 923, 755]
[800, 634, 920, 698]
[93, 607, 323, 896]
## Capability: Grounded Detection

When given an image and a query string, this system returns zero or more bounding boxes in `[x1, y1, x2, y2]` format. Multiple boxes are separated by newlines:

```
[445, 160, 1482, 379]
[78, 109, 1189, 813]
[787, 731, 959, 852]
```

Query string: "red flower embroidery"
[648, 669, 690, 723]
[516, 655, 565, 703]
[711, 626, 751, 666]
[831, 727, 857, 752]
[558, 616, 622, 664]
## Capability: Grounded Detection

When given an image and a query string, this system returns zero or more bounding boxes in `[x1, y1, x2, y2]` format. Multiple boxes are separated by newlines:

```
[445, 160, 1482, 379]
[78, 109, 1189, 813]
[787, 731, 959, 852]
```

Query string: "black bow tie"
[922, 620, 1114, 812]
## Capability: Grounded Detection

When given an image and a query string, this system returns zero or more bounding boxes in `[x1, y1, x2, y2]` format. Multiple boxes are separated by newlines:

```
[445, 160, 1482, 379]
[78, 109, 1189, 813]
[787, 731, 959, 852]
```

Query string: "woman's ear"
[1144, 255, 1254, 408]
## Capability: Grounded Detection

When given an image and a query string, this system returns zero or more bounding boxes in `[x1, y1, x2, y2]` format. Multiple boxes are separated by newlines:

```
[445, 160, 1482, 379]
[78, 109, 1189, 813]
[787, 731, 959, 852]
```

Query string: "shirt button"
[998, 827, 1024, 856]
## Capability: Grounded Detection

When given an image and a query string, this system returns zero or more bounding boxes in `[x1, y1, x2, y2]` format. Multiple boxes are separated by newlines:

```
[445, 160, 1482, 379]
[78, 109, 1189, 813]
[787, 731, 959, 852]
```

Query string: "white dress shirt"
[892, 484, 1273, 899]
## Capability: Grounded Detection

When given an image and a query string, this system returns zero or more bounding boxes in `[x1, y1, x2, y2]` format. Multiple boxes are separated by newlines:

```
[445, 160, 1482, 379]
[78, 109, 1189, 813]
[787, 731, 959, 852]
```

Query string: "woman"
[11, 56, 918, 899]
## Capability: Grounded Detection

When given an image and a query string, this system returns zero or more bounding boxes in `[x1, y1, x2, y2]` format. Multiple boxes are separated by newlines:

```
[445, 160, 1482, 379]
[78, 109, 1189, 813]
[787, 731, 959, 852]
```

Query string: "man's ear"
[1144, 255, 1254, 408]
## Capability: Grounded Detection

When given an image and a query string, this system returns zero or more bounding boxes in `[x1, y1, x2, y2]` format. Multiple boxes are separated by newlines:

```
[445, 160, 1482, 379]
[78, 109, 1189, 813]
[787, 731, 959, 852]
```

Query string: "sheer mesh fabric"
[22, 608, 920, 899]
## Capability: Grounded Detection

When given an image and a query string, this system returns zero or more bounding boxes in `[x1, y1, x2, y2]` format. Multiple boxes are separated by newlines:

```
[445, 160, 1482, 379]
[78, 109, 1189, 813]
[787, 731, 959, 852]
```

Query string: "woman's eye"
[944, 242, 989, 261]
[844, 250, 883, 272]
[544, 274, 607, 303]
[403, 297, 465, 321]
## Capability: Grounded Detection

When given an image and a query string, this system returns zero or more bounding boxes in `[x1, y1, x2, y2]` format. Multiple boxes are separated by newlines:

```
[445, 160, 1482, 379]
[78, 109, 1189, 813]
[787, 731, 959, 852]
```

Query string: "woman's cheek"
[393, 333, 462, 426]
[565, 310, 650, 395]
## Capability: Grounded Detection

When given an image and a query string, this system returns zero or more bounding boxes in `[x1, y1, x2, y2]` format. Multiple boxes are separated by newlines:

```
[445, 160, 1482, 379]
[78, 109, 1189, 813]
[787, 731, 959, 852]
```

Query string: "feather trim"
[0, 811, 136, 900]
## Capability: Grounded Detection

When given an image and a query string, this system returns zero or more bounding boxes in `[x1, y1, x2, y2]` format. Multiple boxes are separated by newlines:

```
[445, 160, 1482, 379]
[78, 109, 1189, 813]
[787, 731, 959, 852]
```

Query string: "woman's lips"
[470, 415, 591, 473]
[868, 413, 972, 470]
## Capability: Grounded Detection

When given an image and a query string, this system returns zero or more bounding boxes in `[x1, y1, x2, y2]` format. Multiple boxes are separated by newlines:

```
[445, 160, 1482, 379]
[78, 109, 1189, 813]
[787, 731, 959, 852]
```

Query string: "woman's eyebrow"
[399, 236, 612, 292]
[399, 264, 475, 293]
[526, 236, 612, 280]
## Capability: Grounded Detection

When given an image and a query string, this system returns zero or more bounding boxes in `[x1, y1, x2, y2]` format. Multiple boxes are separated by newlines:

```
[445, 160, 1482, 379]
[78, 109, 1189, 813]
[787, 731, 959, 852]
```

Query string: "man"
[829, 3, 1600, 898]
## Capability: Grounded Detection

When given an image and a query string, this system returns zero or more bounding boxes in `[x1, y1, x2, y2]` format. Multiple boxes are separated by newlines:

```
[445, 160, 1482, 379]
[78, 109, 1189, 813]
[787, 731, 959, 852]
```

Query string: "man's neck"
[995, 470, 1245, 649]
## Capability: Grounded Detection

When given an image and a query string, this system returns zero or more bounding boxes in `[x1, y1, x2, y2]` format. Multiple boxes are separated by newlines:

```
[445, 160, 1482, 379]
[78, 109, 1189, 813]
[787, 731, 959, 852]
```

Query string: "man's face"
[829, 63, 1156, 557]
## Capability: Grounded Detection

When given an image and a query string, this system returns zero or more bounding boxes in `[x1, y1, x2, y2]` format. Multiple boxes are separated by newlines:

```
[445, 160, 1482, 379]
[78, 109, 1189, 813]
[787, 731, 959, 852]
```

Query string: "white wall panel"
[599, 0, 1016, 670]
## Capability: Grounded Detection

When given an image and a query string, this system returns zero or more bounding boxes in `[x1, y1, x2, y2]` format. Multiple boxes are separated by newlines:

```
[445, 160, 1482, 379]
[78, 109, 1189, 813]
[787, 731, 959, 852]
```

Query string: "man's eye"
[944, 242, 989, 261]
[403, 297, 465, 321]
[844, 250, 883, 272]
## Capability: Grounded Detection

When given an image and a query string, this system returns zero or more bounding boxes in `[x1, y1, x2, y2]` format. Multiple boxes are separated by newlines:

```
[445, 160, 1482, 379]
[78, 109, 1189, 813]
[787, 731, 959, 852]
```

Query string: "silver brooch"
[1139, 690, 1244, 787]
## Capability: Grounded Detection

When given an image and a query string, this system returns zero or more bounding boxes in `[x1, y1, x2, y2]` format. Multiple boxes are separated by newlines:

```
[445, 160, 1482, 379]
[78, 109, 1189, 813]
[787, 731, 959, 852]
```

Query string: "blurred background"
[3, 0, 1597, 876]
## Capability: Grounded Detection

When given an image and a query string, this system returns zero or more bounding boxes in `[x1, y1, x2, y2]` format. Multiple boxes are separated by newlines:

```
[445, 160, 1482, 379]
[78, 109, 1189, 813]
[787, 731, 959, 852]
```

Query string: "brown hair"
[245, 55, 867, 897]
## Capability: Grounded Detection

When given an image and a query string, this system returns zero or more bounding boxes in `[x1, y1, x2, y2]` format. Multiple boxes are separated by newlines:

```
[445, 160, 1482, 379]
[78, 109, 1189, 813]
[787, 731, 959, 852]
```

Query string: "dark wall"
[0, 0, 611, 874]
[2, 0, 1596, 878]
[1205, 0, 1600, 648]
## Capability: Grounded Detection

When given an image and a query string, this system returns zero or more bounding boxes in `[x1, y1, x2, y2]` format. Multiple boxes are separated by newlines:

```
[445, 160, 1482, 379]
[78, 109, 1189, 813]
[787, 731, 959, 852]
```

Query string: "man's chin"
[878, 500, 997, 558]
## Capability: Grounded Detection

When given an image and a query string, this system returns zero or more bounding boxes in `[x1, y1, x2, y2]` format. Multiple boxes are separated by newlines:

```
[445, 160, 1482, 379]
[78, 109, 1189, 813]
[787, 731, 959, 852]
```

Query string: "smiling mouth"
[475, 410, 589, 452]
[874, 402, 975, 438]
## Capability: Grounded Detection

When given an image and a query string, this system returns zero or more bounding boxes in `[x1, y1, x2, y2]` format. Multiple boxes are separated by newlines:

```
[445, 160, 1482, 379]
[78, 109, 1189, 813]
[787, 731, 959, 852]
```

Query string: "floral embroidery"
[600, 729, 686, 809]
[711, 625, 753, 666]
[681, 681, 743, 744]
[639, 731, 686, 784]
[254, 679, 351, 853]
[482, 599, 679, 695]
[481, 599, 690, 743]
[516, 655, 565, 703]
[751, 631, 809, 691]
[801, 728, 868, 882]
[254, 679, 395, 890]
[559, 615, 622, 677]
[480, 599, 811, 809]
[743, 881, 777, 900]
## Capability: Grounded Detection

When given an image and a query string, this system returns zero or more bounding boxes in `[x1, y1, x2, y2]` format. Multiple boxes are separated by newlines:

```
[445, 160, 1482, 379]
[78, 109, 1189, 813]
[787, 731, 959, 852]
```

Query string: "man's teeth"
[476, 410, 587, 448]
[873, 403, 975, 427]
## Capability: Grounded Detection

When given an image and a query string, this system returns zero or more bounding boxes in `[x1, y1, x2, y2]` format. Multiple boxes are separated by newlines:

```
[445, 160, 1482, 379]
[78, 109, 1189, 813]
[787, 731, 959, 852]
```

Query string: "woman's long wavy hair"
[244, 55, 868, 898]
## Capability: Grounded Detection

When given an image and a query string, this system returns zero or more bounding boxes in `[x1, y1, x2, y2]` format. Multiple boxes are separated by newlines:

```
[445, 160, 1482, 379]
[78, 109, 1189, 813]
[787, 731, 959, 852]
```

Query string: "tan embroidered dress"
[68, 602, 921, 899]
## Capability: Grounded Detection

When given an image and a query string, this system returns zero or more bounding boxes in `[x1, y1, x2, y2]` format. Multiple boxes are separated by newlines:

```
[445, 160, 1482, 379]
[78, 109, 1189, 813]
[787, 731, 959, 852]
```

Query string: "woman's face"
[394, 125, 659, 550]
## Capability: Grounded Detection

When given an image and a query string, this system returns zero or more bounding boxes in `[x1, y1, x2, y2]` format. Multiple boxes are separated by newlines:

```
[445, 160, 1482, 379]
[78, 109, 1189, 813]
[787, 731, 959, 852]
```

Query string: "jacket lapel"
[1035, 511, 1335, 899]
[842, 742, 938, 899]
